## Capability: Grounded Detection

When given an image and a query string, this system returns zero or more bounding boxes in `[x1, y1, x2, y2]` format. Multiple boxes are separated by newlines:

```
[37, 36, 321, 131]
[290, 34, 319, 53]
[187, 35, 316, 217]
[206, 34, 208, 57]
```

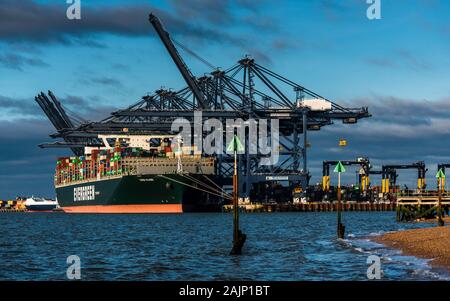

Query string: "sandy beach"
[375, 219, 450, 271]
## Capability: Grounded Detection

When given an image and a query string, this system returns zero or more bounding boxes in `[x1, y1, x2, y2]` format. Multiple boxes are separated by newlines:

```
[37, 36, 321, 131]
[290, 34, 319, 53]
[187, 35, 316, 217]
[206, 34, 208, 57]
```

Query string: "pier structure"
[396, 192, 450, 222]
[394, 161, 450, 222]
[0, 200, 26, 212]
[223, 202, 395, 213]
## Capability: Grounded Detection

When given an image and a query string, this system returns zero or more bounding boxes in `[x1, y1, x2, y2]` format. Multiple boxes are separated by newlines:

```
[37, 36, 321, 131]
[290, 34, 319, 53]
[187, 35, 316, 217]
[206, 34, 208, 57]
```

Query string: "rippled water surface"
[0, 212, 448, 280]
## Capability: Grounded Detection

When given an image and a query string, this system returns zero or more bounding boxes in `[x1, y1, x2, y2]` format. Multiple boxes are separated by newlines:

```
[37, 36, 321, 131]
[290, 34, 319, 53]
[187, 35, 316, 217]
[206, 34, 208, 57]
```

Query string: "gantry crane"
[368, 169, 395, 186]
[322, 158, 371, 193]
[381, 161, 427, 193]
[36, 13, 371, 201]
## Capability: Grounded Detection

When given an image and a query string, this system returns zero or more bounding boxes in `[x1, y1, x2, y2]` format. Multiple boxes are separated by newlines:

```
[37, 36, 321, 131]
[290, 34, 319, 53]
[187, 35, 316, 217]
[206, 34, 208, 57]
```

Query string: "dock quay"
[396, 192, 450, 221]
[223, 202, 395, 213]
[0, 200, 26, 212]
[0, 208, 27, 213]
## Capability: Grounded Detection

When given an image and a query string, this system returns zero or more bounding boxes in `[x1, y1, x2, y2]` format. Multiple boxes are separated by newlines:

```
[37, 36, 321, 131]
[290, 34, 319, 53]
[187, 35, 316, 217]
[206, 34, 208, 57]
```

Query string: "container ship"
[54, 135, 221, 213]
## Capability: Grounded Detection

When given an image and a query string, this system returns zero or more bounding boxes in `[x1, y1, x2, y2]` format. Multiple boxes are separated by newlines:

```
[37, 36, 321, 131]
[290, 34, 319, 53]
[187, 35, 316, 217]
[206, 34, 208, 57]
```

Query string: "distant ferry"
[24, 197, 58, 212]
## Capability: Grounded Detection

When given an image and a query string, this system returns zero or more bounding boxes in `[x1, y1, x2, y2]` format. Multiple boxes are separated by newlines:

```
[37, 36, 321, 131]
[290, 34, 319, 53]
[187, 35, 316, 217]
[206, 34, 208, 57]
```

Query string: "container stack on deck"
[56, 146, 148, 186]
[54, 137, 205, 187]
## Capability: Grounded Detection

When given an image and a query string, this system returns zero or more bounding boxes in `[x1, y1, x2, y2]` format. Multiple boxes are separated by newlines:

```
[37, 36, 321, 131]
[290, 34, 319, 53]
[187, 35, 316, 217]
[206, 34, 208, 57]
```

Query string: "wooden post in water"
[436, 169, 445, 227]
[335, 161, 346, 239]
[232, 152, 239, 246]
[228, 135, 246, 255]
[396, 204, 401, 222]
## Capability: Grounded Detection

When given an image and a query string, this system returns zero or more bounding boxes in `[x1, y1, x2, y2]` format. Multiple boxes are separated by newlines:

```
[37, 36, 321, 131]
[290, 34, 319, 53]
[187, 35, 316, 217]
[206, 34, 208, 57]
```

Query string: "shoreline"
[373, 219, 450, 272]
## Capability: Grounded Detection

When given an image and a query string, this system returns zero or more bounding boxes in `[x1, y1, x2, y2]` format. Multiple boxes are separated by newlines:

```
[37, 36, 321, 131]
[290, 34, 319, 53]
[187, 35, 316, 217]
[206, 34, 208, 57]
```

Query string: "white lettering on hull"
[74, 185, 95, 201]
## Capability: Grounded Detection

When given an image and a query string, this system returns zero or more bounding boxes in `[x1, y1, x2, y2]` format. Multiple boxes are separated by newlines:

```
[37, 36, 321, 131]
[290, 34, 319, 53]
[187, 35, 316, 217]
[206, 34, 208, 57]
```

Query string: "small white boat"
[24, 197, 58, 211]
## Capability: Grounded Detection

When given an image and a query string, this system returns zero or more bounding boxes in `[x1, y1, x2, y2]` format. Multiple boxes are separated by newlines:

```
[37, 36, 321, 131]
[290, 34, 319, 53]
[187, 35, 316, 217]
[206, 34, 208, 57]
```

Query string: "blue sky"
[0, 0, 449, 198]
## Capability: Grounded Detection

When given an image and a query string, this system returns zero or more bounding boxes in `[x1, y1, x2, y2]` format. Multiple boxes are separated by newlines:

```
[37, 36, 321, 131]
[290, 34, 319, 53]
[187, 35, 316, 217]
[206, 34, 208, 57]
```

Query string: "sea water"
[0, 212, 448, 280]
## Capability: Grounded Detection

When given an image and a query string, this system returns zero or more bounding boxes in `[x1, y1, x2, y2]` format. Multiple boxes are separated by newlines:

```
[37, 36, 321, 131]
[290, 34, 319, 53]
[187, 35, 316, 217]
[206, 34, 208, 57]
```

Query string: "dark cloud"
[57, 94, 119, 122]
[271, 38, 299, 51]
[0, 0, 152, 43]
[163, 0, 286, 54]
[7, 42, 43, 54]
[365, 58, 397, 68]
[73, 38, 107, 48]
[305, 94, 450, 186]
[0, 0, 276, 47]
[366, 49, 433, 71]
[0, 53, 48, 71]
[0, 101, 113, 199]
[0, 93, 118, 124]
[242, 15, 279, 32]
[0, 0, 236, 49]
[0, 119, 67, 199]
[308, 125, 450, 187]
[0, 0, 293, 66]
[246, 49, 272, 65]
[316, 0, 364, 21]
[61, 95, 86, 107]
[395, 49, 433, 70]
[168, 0, 278, 31]
[0, 95, 41, 115]
[91, 77, 123, 87]
[112, 63, 130, 71]
[168, 0, 231, 26]
[0, 96, 113, 198]
[347, 95, 450, 126]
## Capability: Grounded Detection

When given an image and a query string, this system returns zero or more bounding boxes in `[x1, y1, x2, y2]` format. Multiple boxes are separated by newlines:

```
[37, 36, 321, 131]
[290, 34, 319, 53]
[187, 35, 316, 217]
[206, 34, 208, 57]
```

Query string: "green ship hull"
[56, 174, 221, 213]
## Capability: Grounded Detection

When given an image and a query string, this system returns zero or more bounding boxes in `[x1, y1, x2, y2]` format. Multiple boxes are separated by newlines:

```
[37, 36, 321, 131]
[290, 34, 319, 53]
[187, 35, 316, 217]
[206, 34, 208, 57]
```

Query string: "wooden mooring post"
[228, 135, 246, 255]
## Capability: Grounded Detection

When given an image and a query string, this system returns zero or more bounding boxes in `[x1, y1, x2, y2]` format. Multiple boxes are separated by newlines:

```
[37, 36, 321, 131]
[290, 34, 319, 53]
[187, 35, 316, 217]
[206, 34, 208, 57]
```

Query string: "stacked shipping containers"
[54, 137, 204, 186]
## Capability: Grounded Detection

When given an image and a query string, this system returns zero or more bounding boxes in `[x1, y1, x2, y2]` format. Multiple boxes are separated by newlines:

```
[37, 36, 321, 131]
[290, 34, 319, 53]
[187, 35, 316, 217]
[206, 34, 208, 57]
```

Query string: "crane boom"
[148, 13, 207, 109]
[48, 90, 74, 128]
[34, 91, 83, 156]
